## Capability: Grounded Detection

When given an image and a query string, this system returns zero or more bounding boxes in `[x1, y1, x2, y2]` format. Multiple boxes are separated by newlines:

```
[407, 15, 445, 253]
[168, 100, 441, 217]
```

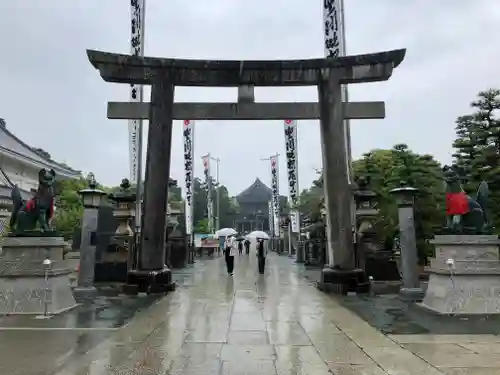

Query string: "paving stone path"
[4, 253, 500, 374]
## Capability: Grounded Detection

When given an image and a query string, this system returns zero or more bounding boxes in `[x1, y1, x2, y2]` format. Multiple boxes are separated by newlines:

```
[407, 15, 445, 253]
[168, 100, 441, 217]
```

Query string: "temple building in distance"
[234, 178, 288, 234]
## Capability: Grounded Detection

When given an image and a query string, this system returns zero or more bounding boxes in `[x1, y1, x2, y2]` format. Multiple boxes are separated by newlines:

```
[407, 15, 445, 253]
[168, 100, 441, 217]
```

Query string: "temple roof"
[0, 119, 81, 178]
[236, 178, 272, 204]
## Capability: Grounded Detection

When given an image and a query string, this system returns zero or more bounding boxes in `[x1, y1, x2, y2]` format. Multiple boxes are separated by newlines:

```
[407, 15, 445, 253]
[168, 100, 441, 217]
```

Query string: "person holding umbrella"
[256, 238, 267, 274]
[224, 234, 237, 275]
[238, 239, 243, 255]
[244, 238, 250, 254]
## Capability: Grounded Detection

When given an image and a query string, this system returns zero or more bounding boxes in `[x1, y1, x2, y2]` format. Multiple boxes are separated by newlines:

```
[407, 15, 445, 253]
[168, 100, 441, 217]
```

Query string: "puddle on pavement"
[0, 293, 160, 329]
[339, 294, 500, 335]
[0, 266, 200, 329]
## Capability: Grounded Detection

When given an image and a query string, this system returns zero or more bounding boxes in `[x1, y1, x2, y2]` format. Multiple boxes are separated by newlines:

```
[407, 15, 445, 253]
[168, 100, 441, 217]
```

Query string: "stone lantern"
[353, 177, 378, 219]
[79, 174, 107, 209]
[389, 181, 424, 302]
[109, 179, 136, 236]
[390, 182, 418, 207]
[353, 177, 380, 270]
[74, 172, 107, 299]
[108, 179, 136, 269]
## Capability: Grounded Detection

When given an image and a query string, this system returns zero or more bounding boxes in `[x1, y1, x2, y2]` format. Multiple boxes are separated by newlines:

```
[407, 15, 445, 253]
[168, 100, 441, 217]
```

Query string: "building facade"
[0, 118, 80, 200]
[235, 178, 288, 234]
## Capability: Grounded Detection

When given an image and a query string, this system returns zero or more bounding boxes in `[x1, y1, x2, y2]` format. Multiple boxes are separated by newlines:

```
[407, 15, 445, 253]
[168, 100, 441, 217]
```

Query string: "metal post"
[43, 258, 52, 317]
[288, 219, 293, 258]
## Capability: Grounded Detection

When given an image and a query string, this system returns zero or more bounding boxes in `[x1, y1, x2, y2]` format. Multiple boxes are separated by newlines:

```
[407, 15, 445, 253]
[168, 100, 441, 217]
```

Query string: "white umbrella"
[215, 228, 237, 237]
[246, 231, 270, 240]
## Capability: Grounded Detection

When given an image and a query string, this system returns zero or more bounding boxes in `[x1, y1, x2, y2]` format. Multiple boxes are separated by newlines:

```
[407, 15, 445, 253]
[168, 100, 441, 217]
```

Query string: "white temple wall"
[0, 154, 39, 192]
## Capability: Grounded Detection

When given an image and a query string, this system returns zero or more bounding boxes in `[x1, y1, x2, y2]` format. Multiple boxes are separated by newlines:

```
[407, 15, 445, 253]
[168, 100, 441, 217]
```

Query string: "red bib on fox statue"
[25, 197, 55, 218]
[446, 192, 470, 216]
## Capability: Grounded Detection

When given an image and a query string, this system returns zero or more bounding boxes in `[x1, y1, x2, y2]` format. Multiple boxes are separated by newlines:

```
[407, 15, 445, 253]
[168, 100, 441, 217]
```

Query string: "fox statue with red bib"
[443, 165, 490, 234]
[9, 168, 56, 236]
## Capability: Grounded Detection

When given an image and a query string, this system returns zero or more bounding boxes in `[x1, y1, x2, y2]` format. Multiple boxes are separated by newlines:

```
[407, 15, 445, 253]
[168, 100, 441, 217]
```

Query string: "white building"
[0, 118, 80, 200]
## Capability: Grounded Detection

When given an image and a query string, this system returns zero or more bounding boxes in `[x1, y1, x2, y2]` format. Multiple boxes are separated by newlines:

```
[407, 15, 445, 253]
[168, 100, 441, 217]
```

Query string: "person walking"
[238, 240, 243, 255]
[224, 234, 237, 275]
[244, 239, 250, 254]
[256, 238, 267, 274]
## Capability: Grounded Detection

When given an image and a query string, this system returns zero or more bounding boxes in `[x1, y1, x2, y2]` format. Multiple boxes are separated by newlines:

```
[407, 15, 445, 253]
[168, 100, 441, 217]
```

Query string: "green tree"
[452, 115, 480, 189]
[352, 145, 443, 263]
[192, 177, 207, 225]
[296, 171, 324, 223]
[54, 177, 88, 240]
[216, 185, 238, 229]
[452, 89, 500, 229]
[54, 174, 113, 240]
[194, 218, 210, 233]
[190, 176, 238, 230]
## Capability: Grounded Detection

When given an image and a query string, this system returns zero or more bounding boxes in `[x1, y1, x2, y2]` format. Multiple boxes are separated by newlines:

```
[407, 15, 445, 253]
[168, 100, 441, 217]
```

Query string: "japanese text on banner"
[323, 0, 344, 58]
[203, 156, 213, 232]
[323, 0, 351, 183]
[268, 200, 274, 235]
[284, 119, 300, 233]
[270, 156, 280, 237]
[128, 0, 144, 184]
[183, 120, 194, 235]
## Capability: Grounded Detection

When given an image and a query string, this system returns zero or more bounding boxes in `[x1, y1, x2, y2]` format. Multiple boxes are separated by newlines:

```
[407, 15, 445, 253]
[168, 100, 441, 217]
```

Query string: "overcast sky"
[1, 0, 499, 196]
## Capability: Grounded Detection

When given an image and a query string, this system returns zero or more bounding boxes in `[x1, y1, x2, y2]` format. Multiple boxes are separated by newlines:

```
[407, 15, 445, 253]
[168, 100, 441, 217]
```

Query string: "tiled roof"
[236, 178, 272, 204]
[0, 118, 80, 178]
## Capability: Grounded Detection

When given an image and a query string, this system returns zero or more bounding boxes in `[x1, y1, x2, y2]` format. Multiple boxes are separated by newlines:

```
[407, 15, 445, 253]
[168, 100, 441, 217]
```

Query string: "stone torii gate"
[87, 48, 406, 293]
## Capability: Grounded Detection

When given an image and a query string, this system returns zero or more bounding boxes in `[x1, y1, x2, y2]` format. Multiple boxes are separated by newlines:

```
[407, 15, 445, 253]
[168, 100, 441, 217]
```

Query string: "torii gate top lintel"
[86, 48, 406, 86]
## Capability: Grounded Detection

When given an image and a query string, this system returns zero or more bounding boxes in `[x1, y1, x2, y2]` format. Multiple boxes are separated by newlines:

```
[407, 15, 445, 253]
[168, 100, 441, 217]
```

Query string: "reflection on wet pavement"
[4, 253, 497, 374]
[338, 294, 500, 335]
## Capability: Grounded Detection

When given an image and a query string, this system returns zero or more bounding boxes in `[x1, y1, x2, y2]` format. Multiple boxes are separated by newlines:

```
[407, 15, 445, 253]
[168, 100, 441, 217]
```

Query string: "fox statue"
[443, 166, 490, 234]
[9, 168, 56, 235]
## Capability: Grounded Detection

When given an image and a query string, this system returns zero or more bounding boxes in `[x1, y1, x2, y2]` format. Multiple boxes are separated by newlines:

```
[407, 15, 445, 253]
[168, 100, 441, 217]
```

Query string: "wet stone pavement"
[4, 253, 500, 375]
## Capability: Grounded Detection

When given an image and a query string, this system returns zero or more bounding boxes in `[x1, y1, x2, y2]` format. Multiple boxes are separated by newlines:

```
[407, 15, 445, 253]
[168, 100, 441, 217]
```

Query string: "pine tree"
[451, 90, 500, 229]
[452, 115, 480, 191]
[469, 89, 500, 228]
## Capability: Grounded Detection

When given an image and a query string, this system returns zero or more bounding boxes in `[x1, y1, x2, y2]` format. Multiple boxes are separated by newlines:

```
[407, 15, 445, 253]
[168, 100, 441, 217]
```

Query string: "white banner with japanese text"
[183, 120, 194, 235]
[284, 120, 300, 233]
[270, 155, 280, 237]
[323, 0, 351, 183]
[202, 155, 213, 232]
[268, 200, 274, 236]
[128, 0, 144, 184]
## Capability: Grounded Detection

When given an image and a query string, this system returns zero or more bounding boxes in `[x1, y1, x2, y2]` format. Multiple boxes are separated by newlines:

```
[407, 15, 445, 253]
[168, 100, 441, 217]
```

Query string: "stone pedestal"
[420, 235, 500, 315]
[0, 237, 77, 315]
